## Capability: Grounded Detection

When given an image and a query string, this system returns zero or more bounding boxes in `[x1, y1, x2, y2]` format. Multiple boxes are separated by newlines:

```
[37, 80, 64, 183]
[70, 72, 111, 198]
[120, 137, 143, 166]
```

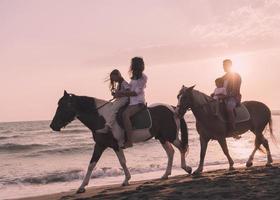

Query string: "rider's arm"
[116, 74, 147, 98]
[114, 90, 137, 97]
[133, 74, 147, 96]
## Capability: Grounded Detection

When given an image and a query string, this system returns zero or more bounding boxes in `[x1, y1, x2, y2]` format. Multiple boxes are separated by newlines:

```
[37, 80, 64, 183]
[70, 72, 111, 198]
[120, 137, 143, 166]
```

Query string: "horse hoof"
[161, 175, 169, 180]
[192, 169, 202, 176]
[246, 162, 253, 168]
[229, 166, 235, 171]
[266, 163, 273, 167]
[76, 188, 86, 194]
[122, 182, 129, 186]
[268, 157, 273, 164]
[184, 166, 192, 174]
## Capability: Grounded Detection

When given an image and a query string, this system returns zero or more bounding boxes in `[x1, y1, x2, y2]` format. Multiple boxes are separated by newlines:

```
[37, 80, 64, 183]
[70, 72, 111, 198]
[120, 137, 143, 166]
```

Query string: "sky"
[0, 0, 280, 122]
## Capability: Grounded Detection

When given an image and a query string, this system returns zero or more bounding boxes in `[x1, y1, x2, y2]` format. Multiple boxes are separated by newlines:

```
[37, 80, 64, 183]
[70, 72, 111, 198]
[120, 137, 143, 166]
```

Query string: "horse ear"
[64, 90, 69, 96]
[188, 85, 196, 91]
[181, 85, 186, 89]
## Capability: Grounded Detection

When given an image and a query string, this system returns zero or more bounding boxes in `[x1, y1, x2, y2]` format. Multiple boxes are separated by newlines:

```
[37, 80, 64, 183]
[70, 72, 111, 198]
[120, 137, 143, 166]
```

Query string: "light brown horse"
[176, 85, 275, 175]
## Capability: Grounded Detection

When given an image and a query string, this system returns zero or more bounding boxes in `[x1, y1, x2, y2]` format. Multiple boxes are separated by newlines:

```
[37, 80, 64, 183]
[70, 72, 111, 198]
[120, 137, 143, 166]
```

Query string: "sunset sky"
[1, 0, 280, 122]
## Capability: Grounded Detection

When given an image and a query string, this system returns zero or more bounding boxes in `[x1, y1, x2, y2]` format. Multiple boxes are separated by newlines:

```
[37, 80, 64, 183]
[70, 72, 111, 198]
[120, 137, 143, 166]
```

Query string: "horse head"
[50, 90, 77, 131]
[176, 85, 195, 118]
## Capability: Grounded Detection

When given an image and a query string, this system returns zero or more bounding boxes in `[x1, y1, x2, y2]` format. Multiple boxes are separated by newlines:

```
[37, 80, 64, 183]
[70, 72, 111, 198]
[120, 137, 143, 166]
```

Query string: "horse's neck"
[76, 97, 111, 132]
[94, 98, 109, 107]
[94, 98, 112, 120]
[191, 90, 212, 121]
[77, 114, 96, 131]
[192, 90, 211, 106]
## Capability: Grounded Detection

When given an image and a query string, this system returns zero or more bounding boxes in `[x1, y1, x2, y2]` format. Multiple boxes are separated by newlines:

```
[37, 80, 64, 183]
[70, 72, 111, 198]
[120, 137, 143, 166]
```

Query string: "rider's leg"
[107, 97, 129, 127]
[226, 98, 237, 131]
[122, 104, 144, 148]
[215, 100, 220, 116]
[226, 98, 241, 139]
[96, 98, 128, 133]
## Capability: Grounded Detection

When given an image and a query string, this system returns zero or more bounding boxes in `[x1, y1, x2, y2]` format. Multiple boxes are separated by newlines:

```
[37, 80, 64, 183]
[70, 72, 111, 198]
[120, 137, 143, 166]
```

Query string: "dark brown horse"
[176, 85, 275, 175]
[50, 91, 192, 193]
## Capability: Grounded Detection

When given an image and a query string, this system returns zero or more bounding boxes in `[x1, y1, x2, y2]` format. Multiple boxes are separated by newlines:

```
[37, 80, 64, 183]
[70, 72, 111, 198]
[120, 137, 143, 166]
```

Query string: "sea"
[1, 113, 280, 200]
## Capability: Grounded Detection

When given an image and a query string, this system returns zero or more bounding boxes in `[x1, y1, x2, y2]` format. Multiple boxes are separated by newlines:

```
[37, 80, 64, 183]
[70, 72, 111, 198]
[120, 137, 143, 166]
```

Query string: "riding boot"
[123, 131, 133, 148]
[228, 111, 241, 139]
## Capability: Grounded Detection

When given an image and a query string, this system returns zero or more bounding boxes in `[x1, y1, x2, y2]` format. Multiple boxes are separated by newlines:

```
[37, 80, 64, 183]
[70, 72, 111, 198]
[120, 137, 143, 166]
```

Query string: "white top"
[129, 73, 147, 105]
[118, 80, 130, 92]
[213, 87, 227, 100]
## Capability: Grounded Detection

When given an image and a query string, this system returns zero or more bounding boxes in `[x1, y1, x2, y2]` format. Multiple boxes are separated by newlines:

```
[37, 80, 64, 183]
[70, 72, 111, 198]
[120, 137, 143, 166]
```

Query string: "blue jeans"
[225, 97, 238, 130]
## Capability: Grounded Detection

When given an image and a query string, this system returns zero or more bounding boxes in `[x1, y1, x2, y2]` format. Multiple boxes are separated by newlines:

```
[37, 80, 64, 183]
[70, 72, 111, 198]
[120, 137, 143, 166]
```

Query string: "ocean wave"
[2, 170, 83, 185]
[0, 143, 49, 152]
[2, 164, 167, 186]
[0, 136, 10, 140]
[0, 135, 21, 140]
[66, 124, 85, 129]
[60, 129, 90, 134]
[0, 130, 13, 134]
[272, 111, 280, 116]
[0, 158, 251, 186]
[25, 145, 93, 157]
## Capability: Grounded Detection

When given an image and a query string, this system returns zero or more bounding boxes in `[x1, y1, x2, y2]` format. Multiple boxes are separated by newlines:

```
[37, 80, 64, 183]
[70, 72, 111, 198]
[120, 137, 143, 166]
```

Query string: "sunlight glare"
[229, 56, 251, 76]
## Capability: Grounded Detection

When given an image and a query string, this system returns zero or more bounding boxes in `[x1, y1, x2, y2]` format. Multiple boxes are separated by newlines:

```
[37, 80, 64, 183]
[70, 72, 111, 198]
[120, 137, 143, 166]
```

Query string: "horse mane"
[74, 95, 98, 113]
[192, 89, 213, 105]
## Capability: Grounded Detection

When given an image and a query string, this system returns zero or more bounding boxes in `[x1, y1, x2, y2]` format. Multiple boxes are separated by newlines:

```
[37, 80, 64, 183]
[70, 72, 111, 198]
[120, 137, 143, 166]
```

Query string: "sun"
[230, 56, 250, 75]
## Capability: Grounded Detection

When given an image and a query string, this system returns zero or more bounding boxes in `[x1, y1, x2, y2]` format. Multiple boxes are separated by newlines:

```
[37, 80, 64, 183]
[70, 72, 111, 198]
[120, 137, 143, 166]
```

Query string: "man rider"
[221, 59, 242, 131]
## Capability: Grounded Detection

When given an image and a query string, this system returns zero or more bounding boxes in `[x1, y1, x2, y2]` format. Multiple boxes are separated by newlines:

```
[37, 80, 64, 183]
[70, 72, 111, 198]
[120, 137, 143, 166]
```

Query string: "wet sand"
[15, 163, 280, 200]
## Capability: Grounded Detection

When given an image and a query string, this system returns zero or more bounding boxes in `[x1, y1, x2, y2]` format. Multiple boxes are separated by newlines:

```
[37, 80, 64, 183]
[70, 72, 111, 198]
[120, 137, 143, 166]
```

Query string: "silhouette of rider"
[221, 59, 242, 131]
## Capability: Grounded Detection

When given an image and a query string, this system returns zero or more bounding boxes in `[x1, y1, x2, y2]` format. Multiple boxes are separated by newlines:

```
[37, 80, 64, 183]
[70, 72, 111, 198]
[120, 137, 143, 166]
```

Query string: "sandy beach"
[13, 163, 280, 200]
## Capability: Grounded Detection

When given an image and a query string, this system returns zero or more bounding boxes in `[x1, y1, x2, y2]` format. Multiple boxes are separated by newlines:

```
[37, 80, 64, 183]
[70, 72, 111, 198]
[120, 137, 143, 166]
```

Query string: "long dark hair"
[109, 69, 123, 93]
[129, 57, 145, 80]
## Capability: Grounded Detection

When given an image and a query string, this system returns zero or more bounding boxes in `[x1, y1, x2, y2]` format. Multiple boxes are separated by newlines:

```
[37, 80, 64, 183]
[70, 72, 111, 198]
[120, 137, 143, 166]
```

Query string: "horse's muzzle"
[50, 123, 61, 132]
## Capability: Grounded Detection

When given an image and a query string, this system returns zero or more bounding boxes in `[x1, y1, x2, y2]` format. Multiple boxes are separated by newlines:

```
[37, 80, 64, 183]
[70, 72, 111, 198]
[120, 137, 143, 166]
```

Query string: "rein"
[95, 98, 115, 110]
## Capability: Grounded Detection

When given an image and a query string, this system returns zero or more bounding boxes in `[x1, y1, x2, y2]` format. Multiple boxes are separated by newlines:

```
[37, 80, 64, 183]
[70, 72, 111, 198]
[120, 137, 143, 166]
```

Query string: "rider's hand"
[114, 91, 123, 98]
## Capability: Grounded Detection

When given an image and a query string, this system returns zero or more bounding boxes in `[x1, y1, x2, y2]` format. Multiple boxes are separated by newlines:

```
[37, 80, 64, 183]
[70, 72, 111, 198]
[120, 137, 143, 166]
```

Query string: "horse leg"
[193, 136, 209, 175]
[218, 138, 235, 170]
[114, 149, 131, 186]
[172, 139, 192, 174]
[161, 142, 175, 179]
[246, 136, 261, 167]
[77, 144, 106, 194]
[261, 136, 273, 167]
[246, 147, 258, 168]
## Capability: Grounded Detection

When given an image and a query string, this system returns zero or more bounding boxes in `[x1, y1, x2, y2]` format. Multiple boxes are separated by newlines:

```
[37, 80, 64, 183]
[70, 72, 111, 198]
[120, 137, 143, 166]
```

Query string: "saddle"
[211, 101, 250, 123]
[116, 104, 152, 130]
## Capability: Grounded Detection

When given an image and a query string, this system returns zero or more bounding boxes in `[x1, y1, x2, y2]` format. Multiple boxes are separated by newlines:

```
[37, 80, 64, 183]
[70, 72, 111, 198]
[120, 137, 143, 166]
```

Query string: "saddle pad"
[214, 102, 250, 123]
[131, 109, 152, 130]
[235, 104, 250, 123]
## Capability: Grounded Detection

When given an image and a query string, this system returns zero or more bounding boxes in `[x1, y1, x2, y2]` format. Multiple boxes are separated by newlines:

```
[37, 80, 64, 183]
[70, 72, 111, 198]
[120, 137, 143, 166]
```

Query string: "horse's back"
[148, 104, 178, 142]
[243, 101, 271, 116]
[243, 101, 272, 129]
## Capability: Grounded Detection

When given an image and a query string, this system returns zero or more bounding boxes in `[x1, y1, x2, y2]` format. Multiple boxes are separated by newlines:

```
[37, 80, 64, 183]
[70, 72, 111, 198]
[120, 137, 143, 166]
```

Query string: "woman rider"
[96, 69, 130, 134]
[115, 57, 147, 148]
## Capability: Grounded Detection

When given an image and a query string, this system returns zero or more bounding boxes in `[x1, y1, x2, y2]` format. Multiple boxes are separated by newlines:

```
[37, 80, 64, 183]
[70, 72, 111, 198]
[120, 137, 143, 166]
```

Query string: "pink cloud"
[191, 0, 280, 48]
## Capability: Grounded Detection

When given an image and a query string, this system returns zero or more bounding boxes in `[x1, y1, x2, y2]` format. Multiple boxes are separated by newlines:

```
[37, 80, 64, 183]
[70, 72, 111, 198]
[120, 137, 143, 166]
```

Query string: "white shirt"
[129, 73, 147, 105]
[118, 80, 130, 92]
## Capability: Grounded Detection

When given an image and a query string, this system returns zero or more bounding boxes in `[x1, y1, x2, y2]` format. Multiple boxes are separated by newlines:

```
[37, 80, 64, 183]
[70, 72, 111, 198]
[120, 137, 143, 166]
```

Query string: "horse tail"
[268, 116, 277, 145]
[180, 118, 189, 150]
